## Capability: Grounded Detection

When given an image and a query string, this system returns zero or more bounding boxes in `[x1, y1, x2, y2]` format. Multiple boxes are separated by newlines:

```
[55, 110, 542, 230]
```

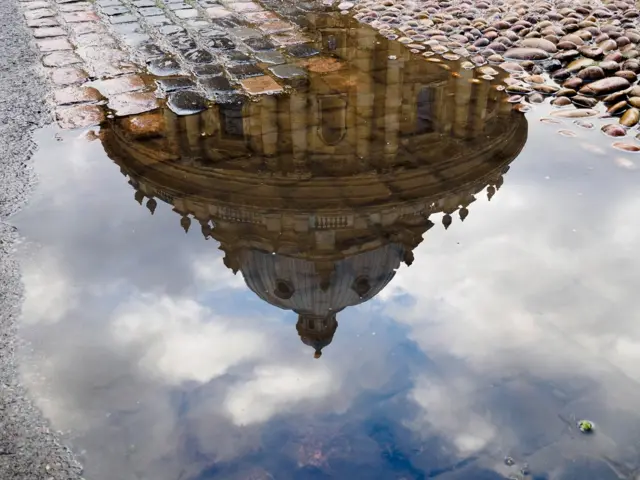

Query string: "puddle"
[9, 6, 640, 480]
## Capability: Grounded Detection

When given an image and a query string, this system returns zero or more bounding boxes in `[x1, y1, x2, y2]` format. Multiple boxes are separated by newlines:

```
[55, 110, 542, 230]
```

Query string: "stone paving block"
[192, 64, 224, 76]
[42, 51, 83, 67]
[22, 1, 50, 10]
[286, 43, 319, 57]
[138, 7, 164, 17]
[56, 104, 105, 129]
[73, 33, 118, 48]
[209, 17, 240, 29]
[183, 49, 215, 64]
[185, 20, 211, 30]
[102, 5, 130, 15]
[120, 112, 165, 139]
[27, 17, 60, 27]
[54, 85, 104, 105]
[269, 63, 306, 80]
[167, 90, 208, 115]
[175, 9, 199, 19]
[37, 38, 74, 52]
[132, 0, 155, 6]
[92, 74, 146, 95]
[257, 20, 294, 34]
[244, 36, 276, 51]
[271, 31, 309, 45]
[227, 2, 263, 13]
[77, 46, 138, 77]
[230, 27, 262, 39]
[158, 24, 184, 35]
[255, 50, 285, 64]
[199, 75, 233, 96]
[202, 36, 235, 49]
[242, 11, 279, 23]
[56, 0, 85, 3]
[137, 43, 165, 60]
[109, 14, 138, 24]
[240, 75, 282, 94]
[32, 27, 67, 38]
[59, 2, 92, 12]
[223, 50, 252, 64]
[156, 77, 196, 92]
[147, 56, 183, 76]
[97, 0, 122, 5]
[63, 11, 101, 23]
[50, 67, 89, 86]
[205, 6, 234, 18]
[68, 22, 107, 35]
[108, 91, 159, 116]
[227, 63, 263, 78]
[146, 15, 173, 26]
[167, 2, 192, 10]
[25, 8, 55, 20]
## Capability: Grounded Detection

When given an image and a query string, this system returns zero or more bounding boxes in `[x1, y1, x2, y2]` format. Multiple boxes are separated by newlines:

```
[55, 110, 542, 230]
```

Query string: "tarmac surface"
[0, 0, 83, 478]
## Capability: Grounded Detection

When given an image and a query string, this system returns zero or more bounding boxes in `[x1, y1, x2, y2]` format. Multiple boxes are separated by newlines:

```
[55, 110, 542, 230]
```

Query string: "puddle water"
[10, 9, 640, 480]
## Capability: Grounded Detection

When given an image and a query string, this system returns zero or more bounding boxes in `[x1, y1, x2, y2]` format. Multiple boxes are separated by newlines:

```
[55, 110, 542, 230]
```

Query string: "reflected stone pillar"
[355, 26, 375, 164]
[290, 91, 308, 172]
[260, 95, 278, 157]
[246, 102, 263, 154]
[163, 108, 180, 155]
[184, 113, 201, 155]
[453, 69, 473, 138]
[384, 43, 403, 156]
[470, 79, 489, 139]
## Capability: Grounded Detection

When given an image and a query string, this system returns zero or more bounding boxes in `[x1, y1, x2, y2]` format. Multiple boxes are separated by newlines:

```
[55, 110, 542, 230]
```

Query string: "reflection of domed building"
[102, 13, 528, 357]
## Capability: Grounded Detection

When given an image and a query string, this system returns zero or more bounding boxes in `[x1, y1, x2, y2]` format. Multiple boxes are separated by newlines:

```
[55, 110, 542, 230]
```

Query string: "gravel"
[0, 0, 83, 478]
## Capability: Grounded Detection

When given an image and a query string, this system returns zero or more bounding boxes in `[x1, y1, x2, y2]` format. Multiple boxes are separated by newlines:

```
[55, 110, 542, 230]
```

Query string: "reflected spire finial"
[180, 215, 191, 233]
[134, 190, 145, 205]
[487, 185, 496, 201]
[146, 198, 157, 215]
[442, 213, 452, 229]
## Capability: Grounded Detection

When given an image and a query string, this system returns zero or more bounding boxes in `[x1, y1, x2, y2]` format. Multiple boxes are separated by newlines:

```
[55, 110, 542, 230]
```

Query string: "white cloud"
[111, 294, 267, 384]
[224, 364, 335, 425]
[21, 246, 77, 325]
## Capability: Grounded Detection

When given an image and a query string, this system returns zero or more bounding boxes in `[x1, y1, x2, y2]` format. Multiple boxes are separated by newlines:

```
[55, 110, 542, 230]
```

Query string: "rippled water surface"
[11, 10, 640, 480]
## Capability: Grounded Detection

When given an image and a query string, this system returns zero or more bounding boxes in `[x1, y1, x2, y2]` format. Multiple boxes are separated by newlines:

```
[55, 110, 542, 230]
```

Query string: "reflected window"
[274, 279, 294, 300]
[416, 87, 436, 134]
[220, 103, 244, 139]
[317, 95, 347, 146]
[352, 275, 371, 297]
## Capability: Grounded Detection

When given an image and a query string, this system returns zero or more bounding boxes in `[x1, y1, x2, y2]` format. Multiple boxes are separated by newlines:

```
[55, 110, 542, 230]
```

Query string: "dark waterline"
[10, 10, 640, 480]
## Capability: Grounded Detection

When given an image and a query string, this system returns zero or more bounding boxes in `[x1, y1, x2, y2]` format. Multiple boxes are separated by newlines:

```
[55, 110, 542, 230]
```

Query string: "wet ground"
[6, 0, 640, 479]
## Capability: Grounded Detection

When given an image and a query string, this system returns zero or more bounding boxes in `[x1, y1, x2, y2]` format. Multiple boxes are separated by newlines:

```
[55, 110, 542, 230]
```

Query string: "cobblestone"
[16, 0, 366, 128]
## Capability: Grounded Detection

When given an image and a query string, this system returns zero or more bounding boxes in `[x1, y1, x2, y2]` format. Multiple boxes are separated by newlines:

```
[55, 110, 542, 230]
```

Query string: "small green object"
[578, 420, 594, 433]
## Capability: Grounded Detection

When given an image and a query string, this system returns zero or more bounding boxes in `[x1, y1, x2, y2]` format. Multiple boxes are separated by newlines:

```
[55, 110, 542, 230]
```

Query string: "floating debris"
[578, 419, 594, 433]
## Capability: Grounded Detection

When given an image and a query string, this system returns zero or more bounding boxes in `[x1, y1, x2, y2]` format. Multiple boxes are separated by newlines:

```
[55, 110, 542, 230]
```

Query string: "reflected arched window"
[416, 87, 436, 134]
[317, 94, 347, 146]
[274, 279, 294, 300]
[352, 275, 371, 298]
[220, 102, 244, 139]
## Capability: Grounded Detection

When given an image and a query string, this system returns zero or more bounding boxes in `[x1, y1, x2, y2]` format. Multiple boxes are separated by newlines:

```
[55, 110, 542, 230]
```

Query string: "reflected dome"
[100, 13, 528, 357]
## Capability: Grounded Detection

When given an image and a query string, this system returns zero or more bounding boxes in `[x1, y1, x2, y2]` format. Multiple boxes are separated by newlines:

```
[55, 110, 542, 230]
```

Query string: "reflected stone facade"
[101, 14, 528, 357]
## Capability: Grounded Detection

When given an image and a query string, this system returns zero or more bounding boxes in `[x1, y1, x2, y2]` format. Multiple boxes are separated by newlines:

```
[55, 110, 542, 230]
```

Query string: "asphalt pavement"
[0, 0, 83, 478]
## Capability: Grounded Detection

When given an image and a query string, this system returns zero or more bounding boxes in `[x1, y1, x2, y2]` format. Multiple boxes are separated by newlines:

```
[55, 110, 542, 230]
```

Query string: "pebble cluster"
[342, 0, 640, 152]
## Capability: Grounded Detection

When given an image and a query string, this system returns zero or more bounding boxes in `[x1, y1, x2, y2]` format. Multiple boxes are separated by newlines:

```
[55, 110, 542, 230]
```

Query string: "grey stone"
[192, 64, 224, 76]
[227, 63, 263, 78]
[244, 37, 276, 51]
[167, 90, 208, 115]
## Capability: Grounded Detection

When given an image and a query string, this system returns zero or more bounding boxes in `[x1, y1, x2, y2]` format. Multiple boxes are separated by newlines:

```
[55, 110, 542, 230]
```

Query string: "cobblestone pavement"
[17, 0, 347, 129]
